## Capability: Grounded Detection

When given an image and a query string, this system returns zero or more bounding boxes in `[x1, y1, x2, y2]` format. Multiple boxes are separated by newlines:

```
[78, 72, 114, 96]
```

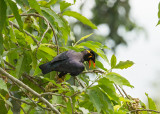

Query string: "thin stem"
[130, 109, 160, 113]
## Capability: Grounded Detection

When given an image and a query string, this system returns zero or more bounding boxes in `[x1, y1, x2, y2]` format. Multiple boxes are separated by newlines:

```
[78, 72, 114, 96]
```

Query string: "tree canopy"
[0, 0, 159, 114]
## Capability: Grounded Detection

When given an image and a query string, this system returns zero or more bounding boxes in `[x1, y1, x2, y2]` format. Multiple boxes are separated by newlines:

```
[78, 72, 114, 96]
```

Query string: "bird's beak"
[89, 60, 95, 68]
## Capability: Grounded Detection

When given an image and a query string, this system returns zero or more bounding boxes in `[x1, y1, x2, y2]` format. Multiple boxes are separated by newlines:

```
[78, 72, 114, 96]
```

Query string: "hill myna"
[39, 50, 95, 78]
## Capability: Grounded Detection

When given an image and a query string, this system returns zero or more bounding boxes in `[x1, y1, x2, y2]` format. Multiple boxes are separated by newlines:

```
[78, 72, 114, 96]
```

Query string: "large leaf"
[111, 54, 117, 69]
[0, 79, 8, 92]
[98, 77, 119, 103]
[60, 1, 72, 12]
[87, 86, 113, 113]
[0, 0, 7, 55]
[95, 60, 108, 71]
[28, 0, 42, 14]
[77, 41, 109, 63]
[0, 0, 7, 33]
[114, 60, 134, 69]
[63, 11, 97, 29]
[145, 93, 157, 113]
[15, 51, 32, 78]
[39, 45, 57, 57]
[7, 0, 23, 30]
[106, 72, 133, 88]
[0, 98, 7, 114]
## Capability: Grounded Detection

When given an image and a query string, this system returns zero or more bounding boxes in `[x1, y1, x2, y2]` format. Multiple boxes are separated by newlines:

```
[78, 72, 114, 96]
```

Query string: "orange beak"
[89, 60, 96, 68]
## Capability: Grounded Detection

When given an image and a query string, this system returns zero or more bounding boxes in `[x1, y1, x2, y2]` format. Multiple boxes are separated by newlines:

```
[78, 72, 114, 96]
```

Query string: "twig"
[119, 86, 132, 100]
[53, 104, 66, 108]
[69, 97, 74, 114]
[0, 67, 60, 114]
[9, 21, 38, 45]
[49, 23, 59, 55]
[75, 77, 85, 88]
[114, 84, 124, 98]
[9, 95, 32, 105]
[4, 60, 15, 69]
[130, 109, 160, 113]
[82, 70, 105, 74]
[40, 92, 63, 97]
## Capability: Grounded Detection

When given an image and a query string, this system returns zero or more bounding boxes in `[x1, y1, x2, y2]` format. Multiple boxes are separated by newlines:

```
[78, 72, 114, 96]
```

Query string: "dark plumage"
[39, 50, 95, 78]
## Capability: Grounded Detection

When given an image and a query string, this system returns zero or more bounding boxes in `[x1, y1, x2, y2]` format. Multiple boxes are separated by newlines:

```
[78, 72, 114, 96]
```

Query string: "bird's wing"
[51, 51, 74, 64]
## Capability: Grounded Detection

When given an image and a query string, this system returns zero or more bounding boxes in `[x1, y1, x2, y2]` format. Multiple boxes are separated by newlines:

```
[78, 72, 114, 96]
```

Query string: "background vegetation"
[0, 0, 159, 113]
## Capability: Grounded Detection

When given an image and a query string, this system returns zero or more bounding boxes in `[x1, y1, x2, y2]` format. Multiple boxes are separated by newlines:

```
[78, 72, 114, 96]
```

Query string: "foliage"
[70, 0, 138, 50]
[0, 0, 159, 114]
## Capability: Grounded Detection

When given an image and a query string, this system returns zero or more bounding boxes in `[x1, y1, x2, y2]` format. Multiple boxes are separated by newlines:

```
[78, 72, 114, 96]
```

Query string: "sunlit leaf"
[0, 79, 8, 92]
[106, 72, 133, 88]
[111, 54, 117, 68]
[60, 1, 72, 12]
[114, 60, 134, 69]
[39, 45, 57, 57]
[95, 60, 108, 71]
[7, 0, 23, 30]
[28, 0, 42, 14]
[145, 93, 157, 113]
[74, 33, 93, 46]
[63, 11, 97, 29]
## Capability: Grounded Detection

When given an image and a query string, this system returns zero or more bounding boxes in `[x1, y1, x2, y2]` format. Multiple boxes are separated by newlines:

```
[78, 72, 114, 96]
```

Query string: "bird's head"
[83, 50, 96, 68]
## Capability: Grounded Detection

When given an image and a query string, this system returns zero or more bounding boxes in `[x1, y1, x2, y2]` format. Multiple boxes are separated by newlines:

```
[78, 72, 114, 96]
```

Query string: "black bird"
[39, 50, 95, 78]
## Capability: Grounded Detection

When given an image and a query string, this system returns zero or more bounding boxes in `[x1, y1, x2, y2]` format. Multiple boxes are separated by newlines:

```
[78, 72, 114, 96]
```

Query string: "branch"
[9, 95, 32, 105]
[4, 60, 15, 70]
[0, 67, 60, 114]
[75, 77, 85, 88]
[82, 69, 105, 74]
[130, 109, 160, 113]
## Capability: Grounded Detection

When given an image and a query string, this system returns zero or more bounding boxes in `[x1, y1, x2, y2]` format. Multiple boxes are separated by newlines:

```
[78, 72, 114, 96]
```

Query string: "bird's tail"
[39, 61, 52, 74]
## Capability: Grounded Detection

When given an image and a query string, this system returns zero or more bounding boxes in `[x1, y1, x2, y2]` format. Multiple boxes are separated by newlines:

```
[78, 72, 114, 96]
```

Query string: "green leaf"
[0, 0, 7, 33]
[28, 0, 42, 14]
[0, 98, 7, 114]
[77, 41, 109, 63]
[7, 0, 23, 30]
[158, 2, 160, 18]
[114, 60, 134, 69]
[106, 72, 133, 88]
[15, 51, 32, 78]
[0, 79, 8, 92]
[46, 0, 57, 7]
[63, 11, 97, 29]
[60, 1, 72, 12]
[0, 0, 6, 55]
[145, 93, 157, 113]
[98, 77, 119, 103]
[95, 60, 108, 71]
[111, 54, 117, 68]
[87, 86, 113, 113]
[39, 45, 57, 57]
[74, 33, 93, 46]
